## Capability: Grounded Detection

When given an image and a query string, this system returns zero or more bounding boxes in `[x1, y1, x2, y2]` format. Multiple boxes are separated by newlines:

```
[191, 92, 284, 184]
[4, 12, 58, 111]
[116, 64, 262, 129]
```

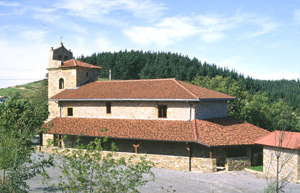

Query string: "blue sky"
[1, 0, 300, 88]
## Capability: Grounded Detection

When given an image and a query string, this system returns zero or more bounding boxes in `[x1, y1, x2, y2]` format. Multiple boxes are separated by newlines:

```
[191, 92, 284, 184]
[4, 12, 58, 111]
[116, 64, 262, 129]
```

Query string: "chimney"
[109, 69, 111, 81]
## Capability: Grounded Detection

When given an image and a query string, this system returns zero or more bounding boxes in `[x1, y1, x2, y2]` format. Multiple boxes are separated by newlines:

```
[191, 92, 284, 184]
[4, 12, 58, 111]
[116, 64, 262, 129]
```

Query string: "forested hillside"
[78, 50, 300, 111]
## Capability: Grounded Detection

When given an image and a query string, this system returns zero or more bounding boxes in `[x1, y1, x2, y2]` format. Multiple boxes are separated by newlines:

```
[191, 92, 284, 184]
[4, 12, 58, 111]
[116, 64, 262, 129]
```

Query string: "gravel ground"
[4, 152, 300, 193]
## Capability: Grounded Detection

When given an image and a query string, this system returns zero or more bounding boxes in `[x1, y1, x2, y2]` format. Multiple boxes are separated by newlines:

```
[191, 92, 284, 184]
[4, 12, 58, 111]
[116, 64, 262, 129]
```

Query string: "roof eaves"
[199, 98, 236, 101]
[49, 98, 202, 102]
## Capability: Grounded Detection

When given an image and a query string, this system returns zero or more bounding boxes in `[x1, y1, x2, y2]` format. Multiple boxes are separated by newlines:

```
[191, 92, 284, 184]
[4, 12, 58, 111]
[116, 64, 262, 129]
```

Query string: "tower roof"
[61, 59, 101, 69]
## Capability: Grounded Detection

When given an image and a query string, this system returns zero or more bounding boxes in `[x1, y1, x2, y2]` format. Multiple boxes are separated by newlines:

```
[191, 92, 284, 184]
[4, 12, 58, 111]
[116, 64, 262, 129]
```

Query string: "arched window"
[59, 78, 64, 89]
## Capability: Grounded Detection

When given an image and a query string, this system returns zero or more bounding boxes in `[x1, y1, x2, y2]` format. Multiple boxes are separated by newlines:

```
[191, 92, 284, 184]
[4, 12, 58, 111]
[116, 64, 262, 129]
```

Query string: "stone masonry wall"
[76, 67, 98, 86]
[263, 146, 299, 182]
[195, 101, 228, 120]
[48, 68, 77, 98]
[225, 157, 251, 171]
[48, 101, 59, 120]
[39, 146, 216, 172]
[60, 101, 193, 120]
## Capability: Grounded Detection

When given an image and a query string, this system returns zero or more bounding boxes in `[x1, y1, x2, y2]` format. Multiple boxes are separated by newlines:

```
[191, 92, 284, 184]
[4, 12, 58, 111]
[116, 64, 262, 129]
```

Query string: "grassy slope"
[0, 79, 47, 99]
[0, 78, 108, 99]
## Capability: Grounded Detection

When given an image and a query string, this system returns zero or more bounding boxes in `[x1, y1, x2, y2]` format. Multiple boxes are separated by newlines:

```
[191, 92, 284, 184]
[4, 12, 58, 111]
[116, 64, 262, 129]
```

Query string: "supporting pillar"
[186, 143, 193, 171]
[132, 142, 141, 154]
[210, 148, 213, 159]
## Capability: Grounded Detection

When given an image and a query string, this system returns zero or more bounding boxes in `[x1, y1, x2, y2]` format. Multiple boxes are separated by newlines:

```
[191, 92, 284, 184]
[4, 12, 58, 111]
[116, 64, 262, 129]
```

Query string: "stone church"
[43, 43, 269, 172]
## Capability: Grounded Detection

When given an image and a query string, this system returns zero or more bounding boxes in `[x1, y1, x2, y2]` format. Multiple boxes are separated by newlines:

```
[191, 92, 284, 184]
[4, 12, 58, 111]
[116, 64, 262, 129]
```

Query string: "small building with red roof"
[0, 96, 7, 103]
[255, 131, 300, 182]
[43, 43, 270, 172]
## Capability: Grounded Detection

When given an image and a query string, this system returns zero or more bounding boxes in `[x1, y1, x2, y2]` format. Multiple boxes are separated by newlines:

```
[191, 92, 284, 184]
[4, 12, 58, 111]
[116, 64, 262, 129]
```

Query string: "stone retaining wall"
[225, 156, 251, 171]
[38, 146, 216, 172]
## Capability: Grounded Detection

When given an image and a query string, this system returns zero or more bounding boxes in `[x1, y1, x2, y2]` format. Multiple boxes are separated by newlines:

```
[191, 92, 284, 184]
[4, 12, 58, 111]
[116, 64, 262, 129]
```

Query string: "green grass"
[0, 78, 107, 100]
[98, 78, 109, 81]
[0, 79, 47, 99]
[248, 165, 263, 172]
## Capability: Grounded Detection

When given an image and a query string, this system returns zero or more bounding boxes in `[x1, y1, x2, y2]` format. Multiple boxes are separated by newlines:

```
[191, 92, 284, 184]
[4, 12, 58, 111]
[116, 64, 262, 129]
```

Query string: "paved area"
[137, 168, 300, 193]
[4, 152, 300, 192]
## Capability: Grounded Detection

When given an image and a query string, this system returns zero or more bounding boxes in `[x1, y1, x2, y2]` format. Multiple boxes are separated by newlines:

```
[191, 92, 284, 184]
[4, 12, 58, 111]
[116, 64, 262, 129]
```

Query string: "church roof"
[44, 117, 269, 147]
[50, 78, 235, 101]
[61, 59, 101, 69]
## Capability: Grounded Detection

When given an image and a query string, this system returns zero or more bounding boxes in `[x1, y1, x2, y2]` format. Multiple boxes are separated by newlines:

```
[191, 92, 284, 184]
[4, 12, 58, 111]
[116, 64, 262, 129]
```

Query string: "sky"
[1, 0, 300, 89]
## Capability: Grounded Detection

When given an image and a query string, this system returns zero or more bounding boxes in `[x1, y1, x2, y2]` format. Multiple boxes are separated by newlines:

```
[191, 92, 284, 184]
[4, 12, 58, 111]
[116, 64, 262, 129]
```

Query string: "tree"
[191, 75, 300, 132]
[47, 136, 155, 192]
[0, 97, 53, 192]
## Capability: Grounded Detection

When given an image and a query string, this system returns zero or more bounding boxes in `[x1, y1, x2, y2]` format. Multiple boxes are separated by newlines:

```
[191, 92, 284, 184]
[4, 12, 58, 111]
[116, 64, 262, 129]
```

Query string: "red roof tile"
[51, 78, 235, 100]
[196, 118, 270, 146]
[44, 117, 269, 147]
[61, 59, 101, 69]
[45, 118, 194, 142]
[255, 130, 300, 150]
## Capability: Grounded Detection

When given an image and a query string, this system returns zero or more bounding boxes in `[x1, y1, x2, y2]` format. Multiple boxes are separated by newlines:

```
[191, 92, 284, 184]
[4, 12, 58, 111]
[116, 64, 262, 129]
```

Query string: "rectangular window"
[106, 102, 111, 114]
[67, 107, 73, 116]
[158, 105, 167, 118]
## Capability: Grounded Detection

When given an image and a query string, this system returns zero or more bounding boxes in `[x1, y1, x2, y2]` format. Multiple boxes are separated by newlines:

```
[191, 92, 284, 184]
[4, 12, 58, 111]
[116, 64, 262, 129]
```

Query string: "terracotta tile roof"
[45, 118, 194, 142]
[255, 130, 300, 150]
[195, 118, 270, 146]
[61, 59, 101, 69]
[51, 78, 235, 101]
[44, 117, 269, 147]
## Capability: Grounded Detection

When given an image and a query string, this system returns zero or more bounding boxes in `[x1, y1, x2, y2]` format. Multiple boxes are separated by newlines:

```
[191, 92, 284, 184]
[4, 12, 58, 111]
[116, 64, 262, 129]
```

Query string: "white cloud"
[248, 21, 279, 37]
[196, 14, 247, 42]
[0, 1, 20, 7]
[124, 14, 247, 46]
[54, 0, 166, 22]
[124, 16, 198, 46]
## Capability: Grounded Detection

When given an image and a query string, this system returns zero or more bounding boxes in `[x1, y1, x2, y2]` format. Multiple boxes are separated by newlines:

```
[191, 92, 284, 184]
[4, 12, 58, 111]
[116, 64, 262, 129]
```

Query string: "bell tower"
[47, 42, 100, 120]
[48, 42, 75, 98]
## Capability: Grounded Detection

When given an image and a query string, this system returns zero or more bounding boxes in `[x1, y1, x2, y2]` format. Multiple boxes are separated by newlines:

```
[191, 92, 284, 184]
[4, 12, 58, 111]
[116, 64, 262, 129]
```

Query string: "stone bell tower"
[47, 42, 100, 120]
[48, 42, 74, 98]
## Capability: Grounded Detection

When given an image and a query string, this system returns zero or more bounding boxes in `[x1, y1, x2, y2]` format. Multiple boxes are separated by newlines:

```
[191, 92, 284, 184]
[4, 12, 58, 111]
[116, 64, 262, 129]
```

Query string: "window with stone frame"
[158, 105, 167, 118]
[106, 102, 111, 114]
[67, 107, 73, 116]
[59, 78, 64, 89]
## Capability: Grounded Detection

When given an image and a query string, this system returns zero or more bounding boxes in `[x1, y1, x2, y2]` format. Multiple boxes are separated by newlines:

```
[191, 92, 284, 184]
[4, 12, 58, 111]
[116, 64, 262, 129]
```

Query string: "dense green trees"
[78, 50, 240, 81]
[192, 76, 299, 131]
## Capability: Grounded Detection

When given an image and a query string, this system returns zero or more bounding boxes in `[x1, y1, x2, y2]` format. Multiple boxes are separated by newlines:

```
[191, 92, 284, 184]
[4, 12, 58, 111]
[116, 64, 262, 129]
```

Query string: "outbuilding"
[255, 131, 300, 182]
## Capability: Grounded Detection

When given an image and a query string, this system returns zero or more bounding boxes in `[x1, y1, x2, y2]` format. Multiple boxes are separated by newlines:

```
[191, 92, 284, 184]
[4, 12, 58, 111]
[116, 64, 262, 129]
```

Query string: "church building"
[43, 43, 269, 172]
